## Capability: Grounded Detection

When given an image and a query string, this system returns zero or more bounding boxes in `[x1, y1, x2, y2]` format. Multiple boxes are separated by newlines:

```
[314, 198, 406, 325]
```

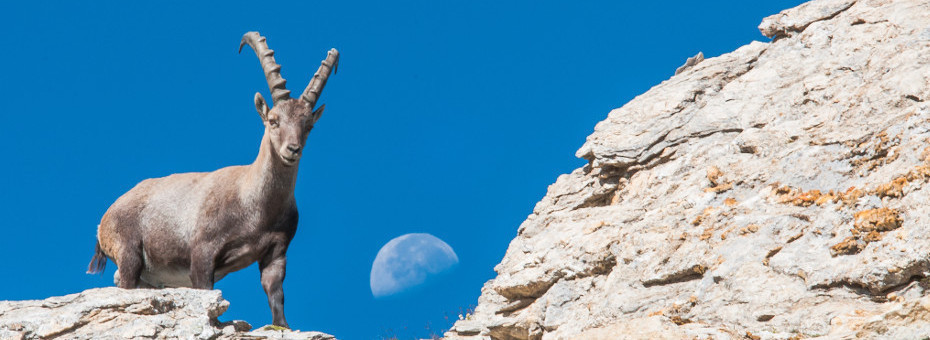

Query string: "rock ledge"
[0, 287, 336, 340]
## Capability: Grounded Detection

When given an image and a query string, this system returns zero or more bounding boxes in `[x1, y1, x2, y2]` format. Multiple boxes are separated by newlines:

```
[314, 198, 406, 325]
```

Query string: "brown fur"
[88, 32, 337, 329]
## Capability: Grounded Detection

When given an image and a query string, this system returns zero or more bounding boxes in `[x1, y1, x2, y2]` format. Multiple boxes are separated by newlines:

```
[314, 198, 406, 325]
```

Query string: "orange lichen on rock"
[706, 166, 723, 186]
[838, 186, 865, 205]
[700, 227, 715, 241]
[853, 208, 902, 233]
[738, 224, 760, 235]
[720, 226, 736, 240]
[775, 185, 872, 207]
[669, 315, 690, 325]
[814, 192, 835, 205]
[863, 230, 883, 242]
[768, 139, 930, 207]
[849, 131, 900, 172]
[762, 246, 783, 266]
[773, 136, 928, 207]
[705, 182, 733, 193]
[775, 186, 826, 207]
[793, 189, 821, 206]
[657, 296, 699, 326]
[866, 155, 930, 198]
[773, 185, 866, 207]
[905, 164, 930, 181]
[773, 186, 796, 203]
[704, 166, 733, 193]
[830, 237, 862, 256]
[886, 292, 901, 302]
[723, 197, 737, 206]
[830, 208, 902, 256]
[691, 207, 716, 226]
[874, 177, 908, 198]
[692, 264, 707, 275]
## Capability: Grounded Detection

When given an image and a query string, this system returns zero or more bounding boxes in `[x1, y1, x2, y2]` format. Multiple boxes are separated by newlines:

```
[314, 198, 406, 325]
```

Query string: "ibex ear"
[254, 92, 270, 121]
[310, 104, 325, 125]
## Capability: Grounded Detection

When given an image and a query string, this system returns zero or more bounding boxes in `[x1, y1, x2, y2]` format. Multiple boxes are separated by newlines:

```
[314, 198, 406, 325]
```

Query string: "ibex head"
[239, 32, 339, 167]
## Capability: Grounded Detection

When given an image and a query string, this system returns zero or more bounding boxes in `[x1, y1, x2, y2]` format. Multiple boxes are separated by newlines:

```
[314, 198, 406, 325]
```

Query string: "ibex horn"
[239, 32, 291, 105]
[301, 48, 340, 109]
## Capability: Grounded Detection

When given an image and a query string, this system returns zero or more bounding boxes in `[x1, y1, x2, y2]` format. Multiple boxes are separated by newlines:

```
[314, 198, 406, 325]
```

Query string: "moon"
[370, 233, 459, 298]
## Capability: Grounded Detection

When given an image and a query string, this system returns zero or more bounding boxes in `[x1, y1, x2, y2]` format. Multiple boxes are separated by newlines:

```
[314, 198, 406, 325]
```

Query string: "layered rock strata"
[447, 0, 930, 338]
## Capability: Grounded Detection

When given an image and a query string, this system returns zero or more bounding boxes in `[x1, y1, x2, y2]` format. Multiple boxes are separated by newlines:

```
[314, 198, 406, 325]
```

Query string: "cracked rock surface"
[446, 0, 930, 339]
[0, 287, 336, 340]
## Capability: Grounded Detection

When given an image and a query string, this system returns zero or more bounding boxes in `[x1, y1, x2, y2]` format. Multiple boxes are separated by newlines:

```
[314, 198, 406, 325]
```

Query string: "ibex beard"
[86, 31, 339, 328]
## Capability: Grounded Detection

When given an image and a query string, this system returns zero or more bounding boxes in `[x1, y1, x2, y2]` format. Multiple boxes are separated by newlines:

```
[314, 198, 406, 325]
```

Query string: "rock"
[674, 52, 705, 75]
[244, 326, 337, 340]
[0, 287, 336, 340]
[759, 0, 857, 39]
[447, 0, 930, 339]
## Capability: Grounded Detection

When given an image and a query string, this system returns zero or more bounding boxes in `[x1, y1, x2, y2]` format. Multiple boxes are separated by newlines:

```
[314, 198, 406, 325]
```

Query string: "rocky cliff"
[446, 0, 930, 339]
[0, 288, 336, 340]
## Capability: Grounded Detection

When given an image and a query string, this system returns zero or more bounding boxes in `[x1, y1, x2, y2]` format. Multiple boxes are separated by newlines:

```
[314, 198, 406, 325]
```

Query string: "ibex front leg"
[190, 245, 217, 289]
[260, 253, 289, 328]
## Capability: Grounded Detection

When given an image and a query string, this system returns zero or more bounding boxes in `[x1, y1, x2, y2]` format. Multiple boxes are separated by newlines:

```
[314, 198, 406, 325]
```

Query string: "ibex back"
[86, 31, 338, 328]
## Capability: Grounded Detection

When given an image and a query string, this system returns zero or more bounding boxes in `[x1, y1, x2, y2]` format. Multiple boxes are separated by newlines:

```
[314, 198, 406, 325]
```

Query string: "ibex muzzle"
[87, 32, 339, 328]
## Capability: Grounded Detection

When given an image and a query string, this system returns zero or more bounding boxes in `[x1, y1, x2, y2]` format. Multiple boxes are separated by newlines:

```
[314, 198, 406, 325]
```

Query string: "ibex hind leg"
[116, 246, 144, 289]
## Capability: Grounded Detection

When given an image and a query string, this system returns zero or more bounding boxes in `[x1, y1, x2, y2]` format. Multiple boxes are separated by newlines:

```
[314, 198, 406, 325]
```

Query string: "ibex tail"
[87, 241, 107, 274]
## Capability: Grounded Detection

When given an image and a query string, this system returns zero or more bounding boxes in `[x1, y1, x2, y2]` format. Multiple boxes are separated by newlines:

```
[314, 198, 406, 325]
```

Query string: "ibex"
[86, 32, 338, 328]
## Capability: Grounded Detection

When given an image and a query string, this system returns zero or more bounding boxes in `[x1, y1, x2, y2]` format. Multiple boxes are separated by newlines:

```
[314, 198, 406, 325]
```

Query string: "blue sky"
[0, 1, 804, 339]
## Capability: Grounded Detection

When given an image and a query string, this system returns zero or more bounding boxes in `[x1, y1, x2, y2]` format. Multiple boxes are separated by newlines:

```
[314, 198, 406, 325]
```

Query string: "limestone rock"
[243, 326, 337, 340]
[447, 0, 930, 339]
[675, 52, 705, 75]
[0, 287, 336, 340]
